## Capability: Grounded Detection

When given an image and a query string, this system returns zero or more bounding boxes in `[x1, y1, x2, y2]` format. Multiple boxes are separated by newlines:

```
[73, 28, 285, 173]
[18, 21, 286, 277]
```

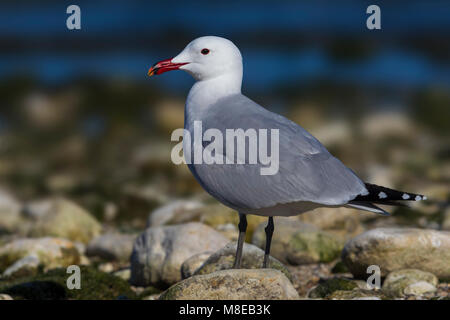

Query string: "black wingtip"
[354, 183, 427, 203]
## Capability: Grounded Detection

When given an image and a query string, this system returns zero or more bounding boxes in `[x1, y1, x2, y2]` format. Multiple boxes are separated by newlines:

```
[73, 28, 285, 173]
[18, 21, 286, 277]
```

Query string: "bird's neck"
[186, 72, 242, 113]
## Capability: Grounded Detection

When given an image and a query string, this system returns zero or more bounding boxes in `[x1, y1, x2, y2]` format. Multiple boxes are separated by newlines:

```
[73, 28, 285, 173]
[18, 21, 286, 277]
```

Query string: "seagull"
[148, 36, 426, 269]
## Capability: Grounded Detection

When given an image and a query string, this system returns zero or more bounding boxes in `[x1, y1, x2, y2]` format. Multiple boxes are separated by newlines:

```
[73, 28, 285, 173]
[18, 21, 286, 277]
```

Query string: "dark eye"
[201, 48, 210, 55]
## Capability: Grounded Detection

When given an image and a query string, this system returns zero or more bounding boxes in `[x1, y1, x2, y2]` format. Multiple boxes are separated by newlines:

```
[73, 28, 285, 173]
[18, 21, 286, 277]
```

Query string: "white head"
[148, 36, 243, 82]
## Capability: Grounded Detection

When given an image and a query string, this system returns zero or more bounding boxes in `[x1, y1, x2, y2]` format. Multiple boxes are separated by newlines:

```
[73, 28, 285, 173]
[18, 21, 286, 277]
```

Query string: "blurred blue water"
[2, 1, 449, 36]
[0, 0, 449, 91]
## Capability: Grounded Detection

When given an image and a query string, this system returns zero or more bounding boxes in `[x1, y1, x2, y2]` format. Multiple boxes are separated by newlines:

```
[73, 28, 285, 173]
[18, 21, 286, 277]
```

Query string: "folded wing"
[186, 94, 367, 211]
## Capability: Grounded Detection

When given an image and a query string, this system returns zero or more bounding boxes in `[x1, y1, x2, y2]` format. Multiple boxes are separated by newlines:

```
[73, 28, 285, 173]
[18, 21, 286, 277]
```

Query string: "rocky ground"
[0, 85, 449, 300]
[0, 190, 449, 300]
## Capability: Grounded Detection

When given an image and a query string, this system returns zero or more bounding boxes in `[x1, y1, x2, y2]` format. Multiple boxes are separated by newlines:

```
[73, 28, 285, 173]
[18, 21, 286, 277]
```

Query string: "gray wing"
[186, 94, 367, 211]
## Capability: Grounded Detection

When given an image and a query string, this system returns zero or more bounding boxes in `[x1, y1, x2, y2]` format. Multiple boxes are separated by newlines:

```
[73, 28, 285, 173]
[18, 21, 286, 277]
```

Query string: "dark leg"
[233, 213, 247, 269]
[262, 216, 274, 268]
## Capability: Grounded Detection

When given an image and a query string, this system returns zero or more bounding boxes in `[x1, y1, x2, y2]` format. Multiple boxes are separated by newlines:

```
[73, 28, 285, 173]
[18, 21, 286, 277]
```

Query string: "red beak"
[148, 58, 188, 76]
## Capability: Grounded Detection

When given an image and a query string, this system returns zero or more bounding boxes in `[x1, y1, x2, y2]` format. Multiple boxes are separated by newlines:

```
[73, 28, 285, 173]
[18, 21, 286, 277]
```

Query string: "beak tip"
[148, 58, 185, 77]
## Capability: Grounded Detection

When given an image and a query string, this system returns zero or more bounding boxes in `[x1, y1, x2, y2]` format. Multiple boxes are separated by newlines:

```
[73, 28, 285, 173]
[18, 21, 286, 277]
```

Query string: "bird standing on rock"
[148, 36, 426, 269]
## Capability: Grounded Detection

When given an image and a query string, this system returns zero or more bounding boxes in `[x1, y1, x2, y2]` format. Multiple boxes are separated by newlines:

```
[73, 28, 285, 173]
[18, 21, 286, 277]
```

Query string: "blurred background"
[0, 0, 449, 233]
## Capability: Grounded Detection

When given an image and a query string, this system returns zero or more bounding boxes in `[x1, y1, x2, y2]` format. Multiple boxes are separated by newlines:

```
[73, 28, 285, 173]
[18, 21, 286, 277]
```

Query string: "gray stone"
[149, 201, 266, 241]
[3, 255, 40, 278]
[252, 218, 343, 265]
[160, 269, 299, 300]
[98, 262, 114, 273]
[113, 268, 131, 281]
[342, 228, 450, 280]
[0, 188, 23, 234]
[194, 242, 292, 281]
[130, 222, 228, 287]
[214, 223, 238, 241]
[382, 269, 438, 297]
[297, 207, 368, 241]
[181, 252, 213, 279]
[327, 289, 388, 300]
[352, 296, 381, 300]
[404, 281, 437, 296]
[26, 198, 102, 244]
[0, 188, 21, 213]
[147, 200, 205, 227]
[86, 233, 136, 261]
[0, 237, 80, 273]
[22, 198, 52, 220]
[142, 293, 161, 300]
[307, 277, 359, 298]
